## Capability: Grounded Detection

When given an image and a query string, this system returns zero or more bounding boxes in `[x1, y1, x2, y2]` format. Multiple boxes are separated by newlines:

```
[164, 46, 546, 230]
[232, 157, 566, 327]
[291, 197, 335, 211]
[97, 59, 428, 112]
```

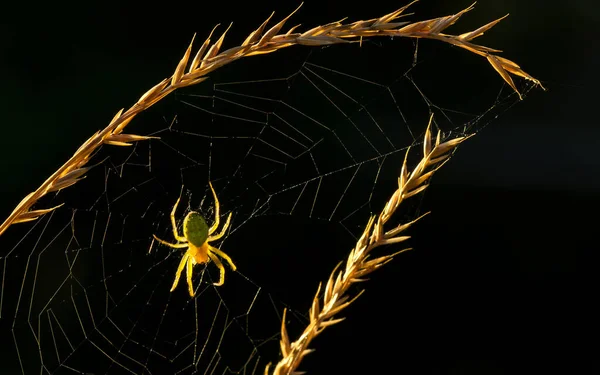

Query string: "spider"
[152, 182, 236, 297]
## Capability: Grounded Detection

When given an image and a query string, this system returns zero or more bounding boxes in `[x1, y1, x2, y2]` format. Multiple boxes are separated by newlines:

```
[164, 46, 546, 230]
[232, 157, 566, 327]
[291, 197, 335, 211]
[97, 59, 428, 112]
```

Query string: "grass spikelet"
[265, 115, 470, 374]
[0, 2, 541, 240]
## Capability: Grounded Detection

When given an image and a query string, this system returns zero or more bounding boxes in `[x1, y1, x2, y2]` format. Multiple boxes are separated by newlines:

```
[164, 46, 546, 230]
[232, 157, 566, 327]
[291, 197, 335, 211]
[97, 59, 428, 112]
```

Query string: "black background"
[1, 0, 599, 373]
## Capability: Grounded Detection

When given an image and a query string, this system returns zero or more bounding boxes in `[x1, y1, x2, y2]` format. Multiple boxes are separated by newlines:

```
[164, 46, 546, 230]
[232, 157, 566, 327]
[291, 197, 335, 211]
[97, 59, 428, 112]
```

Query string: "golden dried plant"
[0, 1, 542, 237]
[264, 115, 472, 374]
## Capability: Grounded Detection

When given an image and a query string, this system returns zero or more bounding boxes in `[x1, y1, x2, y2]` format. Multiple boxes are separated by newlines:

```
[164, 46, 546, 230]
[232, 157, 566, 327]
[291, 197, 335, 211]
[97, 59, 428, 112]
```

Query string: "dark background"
[1, 0, 598, 373]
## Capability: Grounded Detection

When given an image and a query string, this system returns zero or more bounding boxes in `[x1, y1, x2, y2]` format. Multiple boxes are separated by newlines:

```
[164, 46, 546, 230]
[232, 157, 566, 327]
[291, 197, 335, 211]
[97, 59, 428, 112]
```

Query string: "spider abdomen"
[183, 211, 209, 247]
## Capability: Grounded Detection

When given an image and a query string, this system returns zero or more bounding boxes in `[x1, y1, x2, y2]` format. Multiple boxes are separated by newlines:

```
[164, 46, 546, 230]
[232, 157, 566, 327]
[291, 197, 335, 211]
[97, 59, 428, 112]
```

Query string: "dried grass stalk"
[264, 114, 472, 375]
[0, 1, 542, 237]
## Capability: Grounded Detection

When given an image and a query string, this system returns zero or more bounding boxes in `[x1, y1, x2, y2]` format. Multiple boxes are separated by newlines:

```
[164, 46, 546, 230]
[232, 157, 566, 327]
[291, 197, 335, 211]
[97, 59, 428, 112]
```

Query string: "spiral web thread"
[0, 43, 527, 374]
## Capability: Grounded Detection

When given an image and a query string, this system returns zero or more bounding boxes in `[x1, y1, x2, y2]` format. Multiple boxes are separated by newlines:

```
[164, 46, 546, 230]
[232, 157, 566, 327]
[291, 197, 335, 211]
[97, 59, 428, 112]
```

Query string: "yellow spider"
[153, 182, 236, 297]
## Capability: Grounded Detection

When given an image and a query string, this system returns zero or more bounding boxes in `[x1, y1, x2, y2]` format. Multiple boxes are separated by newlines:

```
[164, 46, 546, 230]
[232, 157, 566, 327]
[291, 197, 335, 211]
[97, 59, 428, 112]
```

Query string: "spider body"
[153, 182, 236, 297]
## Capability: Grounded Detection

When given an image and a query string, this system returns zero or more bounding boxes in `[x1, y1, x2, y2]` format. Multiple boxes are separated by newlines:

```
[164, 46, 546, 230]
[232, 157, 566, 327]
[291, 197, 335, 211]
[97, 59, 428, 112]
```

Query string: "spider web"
[0, 38, 532, 374]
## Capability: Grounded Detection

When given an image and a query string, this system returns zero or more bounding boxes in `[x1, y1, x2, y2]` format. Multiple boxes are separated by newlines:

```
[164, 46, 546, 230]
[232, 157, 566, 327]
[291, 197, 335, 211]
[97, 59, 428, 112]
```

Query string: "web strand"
[0, 42, 527, 374]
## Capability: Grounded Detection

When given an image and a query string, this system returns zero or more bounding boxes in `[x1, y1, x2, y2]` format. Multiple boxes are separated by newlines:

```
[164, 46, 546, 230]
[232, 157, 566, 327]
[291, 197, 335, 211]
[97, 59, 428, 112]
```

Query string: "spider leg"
[207, 252, 226, 286]
[207, 212, 232, 242]
[153, 235, 188, 248]
[170, 252, 190, 293]
[208, 244, 237, 271]
[208, 181, 220, 235]
[186, 255, 195, 297]
[170, 197, 187, 242]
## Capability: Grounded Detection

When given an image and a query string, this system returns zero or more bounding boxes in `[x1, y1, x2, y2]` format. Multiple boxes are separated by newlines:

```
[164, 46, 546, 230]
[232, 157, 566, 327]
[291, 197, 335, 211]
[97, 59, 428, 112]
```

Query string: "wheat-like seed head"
[264, 114, 471, 375]
[0, 1, 541, 239]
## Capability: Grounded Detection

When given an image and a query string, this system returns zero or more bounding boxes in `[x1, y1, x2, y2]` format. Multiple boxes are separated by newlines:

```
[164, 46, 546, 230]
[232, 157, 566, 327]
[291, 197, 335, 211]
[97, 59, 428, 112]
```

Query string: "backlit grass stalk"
[265, 114, 471, 375]
[0, 1, 542, 237]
